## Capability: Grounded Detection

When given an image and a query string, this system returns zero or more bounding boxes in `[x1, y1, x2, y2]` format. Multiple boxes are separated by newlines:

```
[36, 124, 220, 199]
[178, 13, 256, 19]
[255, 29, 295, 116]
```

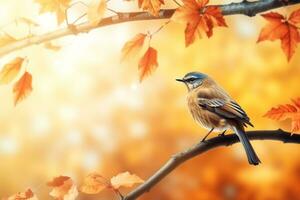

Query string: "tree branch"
[123, 129, 300, 200]
[1, 0, 300, 57]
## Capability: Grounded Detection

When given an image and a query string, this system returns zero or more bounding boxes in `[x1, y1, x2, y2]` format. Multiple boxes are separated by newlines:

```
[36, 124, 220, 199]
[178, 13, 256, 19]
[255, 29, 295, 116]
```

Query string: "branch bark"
[123, 129, 300, 200]
[1, 0, 300, 57]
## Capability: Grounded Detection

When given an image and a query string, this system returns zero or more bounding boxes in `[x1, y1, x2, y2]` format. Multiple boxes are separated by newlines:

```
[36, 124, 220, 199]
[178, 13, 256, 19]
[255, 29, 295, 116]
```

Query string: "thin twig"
[123, 129, 300, 200]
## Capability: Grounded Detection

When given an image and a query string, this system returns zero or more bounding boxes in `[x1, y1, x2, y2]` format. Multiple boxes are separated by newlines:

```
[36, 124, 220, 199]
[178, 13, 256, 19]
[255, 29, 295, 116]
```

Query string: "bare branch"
[0, 0, 300, 57]
[123, 129, 300, 200]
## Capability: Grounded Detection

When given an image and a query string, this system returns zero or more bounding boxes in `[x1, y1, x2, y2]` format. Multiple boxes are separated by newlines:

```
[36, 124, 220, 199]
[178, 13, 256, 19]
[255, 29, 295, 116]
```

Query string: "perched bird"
[176, 72, 261, 165]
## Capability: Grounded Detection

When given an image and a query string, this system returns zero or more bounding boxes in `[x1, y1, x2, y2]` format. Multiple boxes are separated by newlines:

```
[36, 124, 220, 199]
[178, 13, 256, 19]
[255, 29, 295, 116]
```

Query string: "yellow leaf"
[35, 0, 71, 25]
[121, 33, 147, 61]
[4, 189, 38, 200]
[87, 0, 107, 26]
[47, 176, 78, 200]
[0, 57, 24, 84]
[0, 33, 17, 47]
[110, 172, 144, 189]
[139, 0, 164, 16]
[80, 172, 110, 194]
[13, 71, 33, 106]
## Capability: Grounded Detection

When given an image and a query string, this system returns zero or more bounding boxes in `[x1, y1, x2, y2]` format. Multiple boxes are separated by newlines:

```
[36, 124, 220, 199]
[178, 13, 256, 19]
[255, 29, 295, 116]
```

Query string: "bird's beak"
[176, 78, 185, 83]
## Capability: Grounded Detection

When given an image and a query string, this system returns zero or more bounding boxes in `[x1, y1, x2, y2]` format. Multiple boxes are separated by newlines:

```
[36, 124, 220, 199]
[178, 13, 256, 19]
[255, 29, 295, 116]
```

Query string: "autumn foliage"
[258, 10, 300, 61]
[264, 98, 300, 132]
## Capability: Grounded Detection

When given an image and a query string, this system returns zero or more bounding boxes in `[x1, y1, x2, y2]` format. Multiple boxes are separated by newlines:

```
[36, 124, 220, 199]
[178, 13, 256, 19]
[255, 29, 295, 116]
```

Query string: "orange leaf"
[13, 71, 33, 106]
[35, 0, 71, 25]
[258, 11, 300, 61]
[110, 172, 144, 189]
[80, 173, 110, 194]
[4, 189, 38, 200]
[138, 0, 164, 16]
[138, 47, 158, 81]
[172, 0, 226, 47]
[87, 0, 107, 26]
[289, 8, 300, 25]
[264, 98, 300, 132]
[121, 33, 147, 61]
[47, 176, 78, 200]
[0, 57, 24, 84]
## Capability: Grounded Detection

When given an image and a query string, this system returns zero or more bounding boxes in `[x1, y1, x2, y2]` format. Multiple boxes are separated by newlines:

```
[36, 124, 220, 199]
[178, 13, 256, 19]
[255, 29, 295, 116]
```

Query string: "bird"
[176, 72, 261, 165]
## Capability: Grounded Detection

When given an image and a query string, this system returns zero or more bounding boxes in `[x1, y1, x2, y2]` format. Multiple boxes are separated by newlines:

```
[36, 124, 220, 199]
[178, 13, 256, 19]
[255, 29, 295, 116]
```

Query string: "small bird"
[176, 72, 260, 165]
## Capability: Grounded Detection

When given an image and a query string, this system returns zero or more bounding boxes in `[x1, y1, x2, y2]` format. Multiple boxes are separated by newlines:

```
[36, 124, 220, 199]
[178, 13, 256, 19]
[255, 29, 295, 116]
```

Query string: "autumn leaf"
[47, 176, 78, 200]
[289, 8, 300, 25]
[44, 42, 61, 51]
[81, 172, 144, 195]
[264, 98, 300, 132]
[0, 33, 17, 47]
[121, 33, 147, 61]
[110, 172, 144, 189]
[35, 0, 71, 25]
[0, 57, 24, 84]
[87, 0, 107, 26]
[138, 0, 164, 16]
[257, 10, 300, 61]
[172, 0, 227, 47]
[138, 47, 158, 81]
[4, 189, 38, 200]
[80, 173, 110, 194]
[13, 71, 33, 106]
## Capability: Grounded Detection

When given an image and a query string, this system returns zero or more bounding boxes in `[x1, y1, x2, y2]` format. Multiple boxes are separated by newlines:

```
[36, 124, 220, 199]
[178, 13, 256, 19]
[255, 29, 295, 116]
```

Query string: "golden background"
[0, 0, 299, 199]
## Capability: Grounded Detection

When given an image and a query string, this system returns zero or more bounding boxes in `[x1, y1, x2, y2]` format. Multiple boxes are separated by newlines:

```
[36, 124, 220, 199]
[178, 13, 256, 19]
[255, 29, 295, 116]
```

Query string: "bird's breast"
[187, 93, 229, 132]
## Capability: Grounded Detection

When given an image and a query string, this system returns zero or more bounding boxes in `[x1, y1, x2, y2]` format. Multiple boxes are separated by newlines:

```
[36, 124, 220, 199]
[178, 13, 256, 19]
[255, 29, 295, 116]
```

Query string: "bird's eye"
[187, 77, 196, 82]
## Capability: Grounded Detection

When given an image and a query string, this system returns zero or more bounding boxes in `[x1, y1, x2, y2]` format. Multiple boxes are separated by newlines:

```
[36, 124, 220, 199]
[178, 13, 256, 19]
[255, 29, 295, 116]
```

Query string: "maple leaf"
[0, 57, 24, 84]
[44, 42, 61, 51]
[35, 0, 71, 25]
[257, 10, 300, 61]
[121, 33, 147, 61]
[138, 0, 164, 16]
[80, 173, 110, 194]
[81, 172, 144, 195]
[13, 71, 33, 106]
[4, 189, 38, 200]
[172, 0, 227, 47]
[0, 33, 17, 47]
[47, 176, 78, 200]
[138, 47, 158, 81]
[87, 0, 107, 26]
[264, 98, 300, 132]
[110, 172, 144, 189]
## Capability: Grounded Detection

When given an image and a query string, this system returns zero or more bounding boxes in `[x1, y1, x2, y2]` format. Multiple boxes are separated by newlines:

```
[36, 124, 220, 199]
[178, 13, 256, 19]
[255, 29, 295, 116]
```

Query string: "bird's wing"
[198, 98, 253, 127]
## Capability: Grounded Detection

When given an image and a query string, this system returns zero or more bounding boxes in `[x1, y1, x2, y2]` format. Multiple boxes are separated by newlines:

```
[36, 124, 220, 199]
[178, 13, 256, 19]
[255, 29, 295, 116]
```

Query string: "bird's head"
[176, 72, 208, 91]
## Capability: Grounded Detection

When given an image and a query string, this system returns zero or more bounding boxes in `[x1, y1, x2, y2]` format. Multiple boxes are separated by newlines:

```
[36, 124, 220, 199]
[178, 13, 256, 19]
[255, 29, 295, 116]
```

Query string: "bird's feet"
[218, 130, 227, 137]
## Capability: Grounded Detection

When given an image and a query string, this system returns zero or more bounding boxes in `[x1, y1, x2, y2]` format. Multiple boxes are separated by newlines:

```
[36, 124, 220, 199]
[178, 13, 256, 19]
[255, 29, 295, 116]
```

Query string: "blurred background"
[0, 0, 299, 199]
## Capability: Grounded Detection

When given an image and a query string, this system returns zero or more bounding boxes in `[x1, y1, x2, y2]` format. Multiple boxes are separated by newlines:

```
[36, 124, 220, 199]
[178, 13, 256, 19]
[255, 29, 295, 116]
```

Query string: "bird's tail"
[233, 126, 261, 165]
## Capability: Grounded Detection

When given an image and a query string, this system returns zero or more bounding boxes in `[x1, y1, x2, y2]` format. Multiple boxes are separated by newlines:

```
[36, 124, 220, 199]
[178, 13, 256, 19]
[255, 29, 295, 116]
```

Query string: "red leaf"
[138, 47, 158, 81]
[172, 0, 227, 47]
[258, 11, 300, 61]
